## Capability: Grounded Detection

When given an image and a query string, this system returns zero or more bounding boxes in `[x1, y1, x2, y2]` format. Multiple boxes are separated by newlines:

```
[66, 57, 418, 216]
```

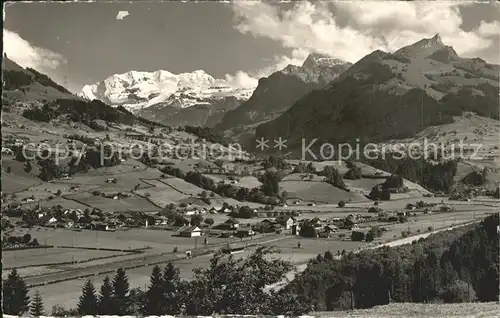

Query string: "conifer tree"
[163, 262, 182, 314]
[30, 290, 45, 317]
[112, 268, 130, 315]
[77, 280, 98, 315]
[144, 265, 164, 315]
[98, 275, 114, 315]
[2, 269, 30, 315]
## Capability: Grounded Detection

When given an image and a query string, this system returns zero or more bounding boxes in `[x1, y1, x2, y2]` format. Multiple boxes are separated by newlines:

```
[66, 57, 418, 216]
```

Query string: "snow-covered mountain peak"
[78, 69, 255, 112]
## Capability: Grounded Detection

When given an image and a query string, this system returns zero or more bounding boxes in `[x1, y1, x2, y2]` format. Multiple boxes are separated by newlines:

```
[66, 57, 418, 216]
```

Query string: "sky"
[4, 1, 500, 93]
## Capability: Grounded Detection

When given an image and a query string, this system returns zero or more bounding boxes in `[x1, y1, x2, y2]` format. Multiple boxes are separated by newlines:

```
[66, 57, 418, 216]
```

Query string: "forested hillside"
[281, 213, 499, 311]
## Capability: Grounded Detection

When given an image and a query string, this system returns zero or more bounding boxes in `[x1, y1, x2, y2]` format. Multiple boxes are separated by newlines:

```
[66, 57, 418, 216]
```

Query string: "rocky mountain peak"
[395, 34, 448, 59]
[302, 53, 346, 69]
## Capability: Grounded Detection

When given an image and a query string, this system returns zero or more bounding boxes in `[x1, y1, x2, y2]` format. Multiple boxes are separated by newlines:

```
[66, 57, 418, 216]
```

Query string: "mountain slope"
[254, 35, 499, 156]
[214, 54, 352, 142]
[2, 54, 75, 102]
[2, 56, 163, 129]
[79, 69, 254, 127]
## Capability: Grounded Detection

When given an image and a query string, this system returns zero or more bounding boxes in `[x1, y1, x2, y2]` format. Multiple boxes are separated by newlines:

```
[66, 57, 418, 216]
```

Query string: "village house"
[209, 207, 219, 214]
[184, 208, 200, 216]
[275, 216, 296, 230]
[177, 225, 202, 237]
[117, 212, 134, 222]
[93, 222, 110, 231]
[108, 218, 124, 228]
[236, 226, 255, 237]
[291, 223, 301, 235]
[321, 224, 338, 237]
[146, 215, 168, 226]
[55, 219, 74, 228]
[224, 218, 240, 229]
[37, 211, 48, 219]
[23, 197, 35, 204]
[342, 218, 359, 230]
[44, 216, 58, 225]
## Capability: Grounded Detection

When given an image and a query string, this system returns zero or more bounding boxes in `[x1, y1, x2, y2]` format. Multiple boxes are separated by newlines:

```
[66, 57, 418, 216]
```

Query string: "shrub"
[338, 200, 346, 208]
[439, 280, 477, 303]
[365, 231, 374, 242]
[351, 231, 365, 241]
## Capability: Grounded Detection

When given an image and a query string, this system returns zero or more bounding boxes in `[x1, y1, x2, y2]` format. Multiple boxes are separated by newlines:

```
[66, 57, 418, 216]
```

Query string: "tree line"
[160, 167, 282, 205]
[366, 157, 458, 193]
[281, 213, 499, 311]
[4, 247, 310, 316]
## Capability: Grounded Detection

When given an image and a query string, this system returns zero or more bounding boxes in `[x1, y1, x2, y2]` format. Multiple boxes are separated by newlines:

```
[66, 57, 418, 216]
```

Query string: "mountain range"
[78, 53, 351, 129]
[213, 54, 352, 142]
[76, 34, 499, 155]
[253, 34, 499, 155]
[78, 69, 253, 128]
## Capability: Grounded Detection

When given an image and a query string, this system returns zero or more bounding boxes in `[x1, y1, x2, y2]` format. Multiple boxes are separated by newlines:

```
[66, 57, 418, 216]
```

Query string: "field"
[160, 177, 208, 196]
[3, 247, 129, 268]
[280, 180, 368, 203]
[204, 174, 263, 188]
[1, 158, 42, 193]
[64, 192, 158, 212]
[9, 227, 218, 251]
[313, 302, 500, 317]
[22, 235, 366, 310]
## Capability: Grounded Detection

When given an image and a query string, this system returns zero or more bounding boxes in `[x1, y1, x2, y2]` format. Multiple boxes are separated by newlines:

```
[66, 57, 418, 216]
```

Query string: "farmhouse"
[146, 215, 168, 226]
[209, 207, 219, 214]
[236, 226, 255, 237]
[275, 216, 296, 230]
[291, 223, 301, 235]
[37, 211, 47, 219]
[43, 216, 58, 224]
[92, 222, 111, 231]
[184, 209, 201, 216]
[117, 212, 134, 222]
[224, 218, 240, 229]
[323, 224, 338, 236]
[178, 226, 202, 237]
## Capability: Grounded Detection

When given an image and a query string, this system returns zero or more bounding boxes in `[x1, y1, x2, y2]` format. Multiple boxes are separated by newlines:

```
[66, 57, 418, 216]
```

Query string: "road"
[265, 220, 481, 292]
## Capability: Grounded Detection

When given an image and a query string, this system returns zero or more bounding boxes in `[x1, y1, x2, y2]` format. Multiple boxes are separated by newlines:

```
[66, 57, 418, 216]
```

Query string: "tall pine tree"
[112, 268, 130, 315]
[2, 269, 30, 315]
[163, 262, 182, 314]
[98, 275, 114, 315]
[144, 265, 164, 315]
[77, 280, 98, 315]
[30, 290, 45, 317]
